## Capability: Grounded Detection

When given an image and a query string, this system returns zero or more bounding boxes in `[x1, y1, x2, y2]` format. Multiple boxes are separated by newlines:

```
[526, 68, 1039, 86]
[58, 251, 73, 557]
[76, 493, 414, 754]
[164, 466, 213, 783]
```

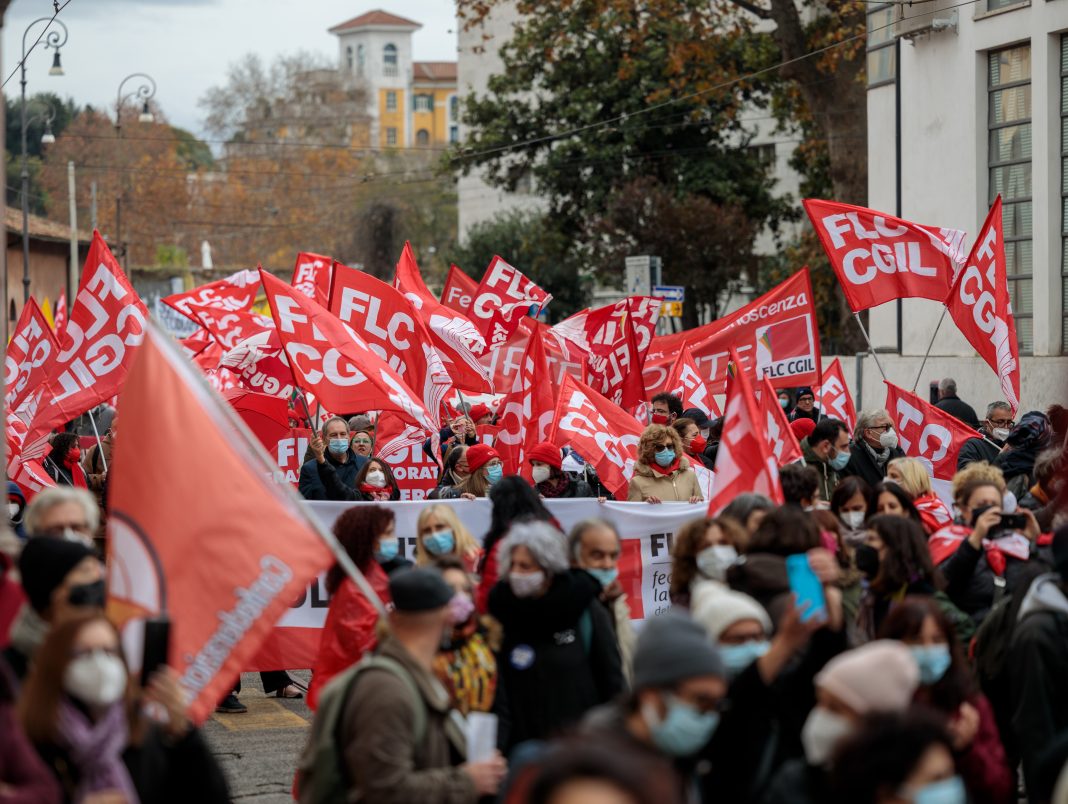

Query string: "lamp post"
[19, 17, 68, 303]
[114, 73, 156, 270]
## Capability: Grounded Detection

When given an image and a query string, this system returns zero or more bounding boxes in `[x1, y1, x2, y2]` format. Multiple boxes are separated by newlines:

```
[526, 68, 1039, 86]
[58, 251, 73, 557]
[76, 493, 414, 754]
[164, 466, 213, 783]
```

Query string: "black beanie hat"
[17, 537, 95, 613]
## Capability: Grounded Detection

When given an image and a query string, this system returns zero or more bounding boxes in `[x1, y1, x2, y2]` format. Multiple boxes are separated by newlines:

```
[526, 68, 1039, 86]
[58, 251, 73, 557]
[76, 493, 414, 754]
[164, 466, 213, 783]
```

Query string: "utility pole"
[67, 161, 77, 300]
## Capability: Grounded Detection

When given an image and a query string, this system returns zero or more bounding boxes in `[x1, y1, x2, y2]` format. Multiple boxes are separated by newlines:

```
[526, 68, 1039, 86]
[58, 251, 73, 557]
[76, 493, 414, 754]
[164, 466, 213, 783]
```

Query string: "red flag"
[803, 199, 967, 312]
[884, 381, 979, 483]
[5, 298, 59, 411]
[259, 270, 435, 431]
[706, 349, 784, 515]
[759, 378, 802, 466]
[666, 350, 722, 418]
[194, 307, 274, 351]
[441, 263, 478, 314]
[817, 358, 857, 432]
[291, 252, 333, 307]
[549, 374, 642, 499]
[644, 269, 821, 395]
[496, 327, 555, 475]
[162, 268, 259, 322]
[53, 290, 67, 337]
[393, 243, 492, 393]
[330, 264, 451, 425]
[219, 330, 296, 399]
[106, 322, 337, 724]
[579, 298, 656, 412]
[482, 319, 585, 393]
[179, 329, 212, 361]
[469, 256, 552, 349]
[945, 196, 1021, 413]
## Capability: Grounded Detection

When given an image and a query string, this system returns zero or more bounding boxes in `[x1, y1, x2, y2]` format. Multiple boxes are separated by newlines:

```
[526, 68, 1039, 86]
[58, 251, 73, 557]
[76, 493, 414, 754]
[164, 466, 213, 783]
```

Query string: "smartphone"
[996, 513, 1028, 533]
[141, 616, 171, 687]
[786, 554, 827, 623]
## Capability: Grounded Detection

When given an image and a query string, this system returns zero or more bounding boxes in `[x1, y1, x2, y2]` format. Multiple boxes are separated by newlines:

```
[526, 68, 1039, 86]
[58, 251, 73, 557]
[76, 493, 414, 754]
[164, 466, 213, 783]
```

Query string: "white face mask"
[840, 510, 865, 530]
[695, 544, 738, 582]
[992, 427, 1011, 442]
[64, 650, 128, 708]
[879, 430, 899, 450]
[7, 502, 20, 519]
[801, 707, 853, 767]
[365, 470, 387, 488]
[509, 571, 546, 598]
[531, 465, 552, 485]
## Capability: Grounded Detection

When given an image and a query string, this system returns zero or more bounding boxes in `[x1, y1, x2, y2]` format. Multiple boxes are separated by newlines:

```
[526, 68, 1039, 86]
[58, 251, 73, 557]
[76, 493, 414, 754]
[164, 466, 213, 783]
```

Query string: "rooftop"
[4, 208, 92, 245]
[413, 61, 458, 82]
[329, 10, 421, 34]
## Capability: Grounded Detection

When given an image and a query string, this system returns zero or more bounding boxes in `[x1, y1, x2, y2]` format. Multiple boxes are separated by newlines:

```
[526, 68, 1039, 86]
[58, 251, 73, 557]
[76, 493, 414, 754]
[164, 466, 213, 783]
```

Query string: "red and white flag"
[106, 321, 338, 724]
[441, 263, 478, 314]
[162, 269, 260, 322]
[817, 358, 857, 432]
[5, 298, 59, 411]
[666, 350, 722, 418]
[291, 252, 333, 308]
[884, 381, 979, 483]
[706, 350, 784, 515]
[803, 199, 967, 312]
[53, 290, 67, 337]
[945, 196, 1021, 413]
[469, 256, 552, 349]
[194, 307, 274, 351]
[219, 330, 296, 400]
[759, 378, 802, 466]
[260, 270, 435, 431]
[496, 327, 555, 475]
[549, 374, 642, 500]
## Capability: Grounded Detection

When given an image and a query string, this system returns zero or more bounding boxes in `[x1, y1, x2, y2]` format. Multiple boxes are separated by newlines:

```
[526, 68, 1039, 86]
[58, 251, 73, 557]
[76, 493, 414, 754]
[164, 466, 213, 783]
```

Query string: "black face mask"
[68, 579, 106, 609]
[854, 544, 881, 579]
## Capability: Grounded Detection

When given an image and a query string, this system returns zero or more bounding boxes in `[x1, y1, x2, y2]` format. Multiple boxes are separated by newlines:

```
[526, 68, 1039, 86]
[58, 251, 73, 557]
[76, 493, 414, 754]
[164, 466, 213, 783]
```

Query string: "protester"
[780, 463, 821, 509]
[321, 568, 507, 802]
[777, 389, 792, 411]
[669, 515, 747, 606]
[467, 403, 494, 426]
[19, 613, 230, 803]
[879, 596, 1013, 804]
[352, 458, 401, 502]
[762, 641, 920, 804]
[1019, 446, 1065, 529]
[527, 442, 596, 498]
[790, 417, 816, 445]
[441, 444, 503, 500]
[934, 378, 980, 429]
[568, 518, 637, 678]
[299, 416, 369, 501]
[650, 392, 683, 425]
[995, 411, 1054, 499]
[958, 402, 1013, 470]
[886, 457, 954, 534]
[42, 433, 89, 490]
[23, 486, 98, 543]
[6, 481, 27, 541]
[627, 424, 702, 504]
[81, 418, 114, 509]
[488, 521, 624, 749]
[721, 493, 776, 538]
[789, 387, 819, 423]
[350, 431, 374, 458]
[799, 418, 850, 503]
[672, 417, 715, 470]
[841, 409, 905, 489]
[429, 444, 469, 499]
[829, 476, 874, 545]
[867, 481, 924, 527]
[435, 414, 479, 459]
[307, 505, 394, 710]
[414, 503, 482, 572]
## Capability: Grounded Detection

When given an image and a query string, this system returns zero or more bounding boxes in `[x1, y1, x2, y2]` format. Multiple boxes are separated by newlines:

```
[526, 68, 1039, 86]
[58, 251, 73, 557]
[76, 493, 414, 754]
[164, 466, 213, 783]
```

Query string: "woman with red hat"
[440, 443, 504, 500]
[527, 443, 597, 499]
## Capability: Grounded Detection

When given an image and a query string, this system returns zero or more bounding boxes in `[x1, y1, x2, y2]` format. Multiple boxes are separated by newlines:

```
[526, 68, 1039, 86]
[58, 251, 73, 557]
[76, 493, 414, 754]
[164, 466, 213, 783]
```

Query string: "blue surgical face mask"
[718, 640, 771, 679]
[906, 775, 967, 804]
[374, 537, 399, 563]
[909, 644, 952, 685]
[586, 566, 618, 588]
[328, 438, 349, 456]
[830, 450, 850, 471]
[780, 398, 790, 409]
[644, 695, 720, 757]
[654, 448, 676, 467]
[486, 463, 504, 485]
[423, 530, 455, 556]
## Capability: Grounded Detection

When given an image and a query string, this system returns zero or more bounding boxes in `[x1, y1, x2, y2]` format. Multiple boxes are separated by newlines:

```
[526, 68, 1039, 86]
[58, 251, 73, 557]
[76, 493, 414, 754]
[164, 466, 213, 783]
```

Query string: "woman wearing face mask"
[868, 482, 924, 527]
[830, 477, 874, 544]
[415, 504, 482, 572]
[879, 597, 1013, 804]
[43, 433, 89, 490]
[429, 445, 469, 500]
[526, 443, 596, 499]
[353, 459, 400, 502]
[308, 506, 395, 710]
[20, 613, 230, 804]
[672, 418, 716, 471]
[668, 516, 747, 607]
[762, 640, 921, 804]
[887, 458, 954, 535]
[440, 444, 504, 500]
[488, 521, 624, 750]
[627, 425, 703, 504]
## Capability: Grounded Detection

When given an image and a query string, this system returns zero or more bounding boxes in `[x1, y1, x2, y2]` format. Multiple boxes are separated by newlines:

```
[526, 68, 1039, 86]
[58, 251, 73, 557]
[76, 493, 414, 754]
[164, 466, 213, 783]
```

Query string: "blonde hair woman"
[414, 504, 483, 573]
[887, 457, 954, 534]
[627, 424, 703, 504]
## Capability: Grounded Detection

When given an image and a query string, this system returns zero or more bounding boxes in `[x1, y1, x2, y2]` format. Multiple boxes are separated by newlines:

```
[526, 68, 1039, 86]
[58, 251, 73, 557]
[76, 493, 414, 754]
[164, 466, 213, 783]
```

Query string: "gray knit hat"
[633, 610, 725, 689]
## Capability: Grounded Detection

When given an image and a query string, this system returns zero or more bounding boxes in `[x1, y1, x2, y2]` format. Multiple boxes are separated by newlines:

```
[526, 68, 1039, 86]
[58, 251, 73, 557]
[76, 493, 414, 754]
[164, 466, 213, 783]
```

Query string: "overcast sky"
[2, 0, 458, 138]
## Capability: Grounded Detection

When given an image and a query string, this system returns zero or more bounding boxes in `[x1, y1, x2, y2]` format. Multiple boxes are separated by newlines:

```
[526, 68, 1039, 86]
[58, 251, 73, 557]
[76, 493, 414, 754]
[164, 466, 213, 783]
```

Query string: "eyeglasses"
[866, 424, 893, 433]
[654, 443, 673, 451]
[988, 419, 1014, 428]
[353, 438, 372, 445]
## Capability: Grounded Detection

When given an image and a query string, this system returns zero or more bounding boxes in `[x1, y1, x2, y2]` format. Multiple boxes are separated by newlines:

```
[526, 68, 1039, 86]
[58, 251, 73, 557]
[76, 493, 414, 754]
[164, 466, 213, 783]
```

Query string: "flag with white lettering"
[945, 196, 1021, 413]
[817, 358, 857, 433]
[884, 381, 979, 483]
[219, 330, 297, 400]
[469, 256, 552, 350]
[496, 327, 555, 475]
[666, 350, 722, 418]
[5, 298, 59, 411]
[441, 263, 478, 314]
[162, 269, 259, 322]
[759, 377, 802, 466]
[194, 307, 275, 351]
[291, 252, 333, 308]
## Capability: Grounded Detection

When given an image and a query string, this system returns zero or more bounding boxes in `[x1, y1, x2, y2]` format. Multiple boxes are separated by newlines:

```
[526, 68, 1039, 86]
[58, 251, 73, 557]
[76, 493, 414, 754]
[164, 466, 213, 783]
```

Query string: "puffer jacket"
[627, 457, 703, 502]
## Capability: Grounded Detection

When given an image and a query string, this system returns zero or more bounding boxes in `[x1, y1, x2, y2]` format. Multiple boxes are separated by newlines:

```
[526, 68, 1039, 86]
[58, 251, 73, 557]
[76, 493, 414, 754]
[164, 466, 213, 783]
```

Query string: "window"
[987, 0, 1025, 11]
[989, 45, 1032, 353]
[414, 94, 433, 112]
[357, 44, 365, 76]
[1061, 36, 1068, 351]
[386, 91, 397, 112]
[416, 129, 430, 146]
[346, 46, 353, 71]
[866, 4, 896, 87]
[449, 125, 459, 143]
[383, 44, 398, 77]
[750, 143, 776, 170]
[449, 95, 459, 121]
[386, 127, 397, 146]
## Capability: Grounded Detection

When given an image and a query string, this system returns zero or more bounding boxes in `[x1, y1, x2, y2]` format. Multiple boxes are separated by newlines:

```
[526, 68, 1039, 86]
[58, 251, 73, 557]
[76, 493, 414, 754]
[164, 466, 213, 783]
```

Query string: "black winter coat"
[840, 439, 904, 489]
[939, 539, 1035, 622]
[488, 569, 624, 750]
[935, 395, 980, 429]
[957, 435, 1002, 471]
[297, 450, 368, 500]
[315, 461, 401, 502]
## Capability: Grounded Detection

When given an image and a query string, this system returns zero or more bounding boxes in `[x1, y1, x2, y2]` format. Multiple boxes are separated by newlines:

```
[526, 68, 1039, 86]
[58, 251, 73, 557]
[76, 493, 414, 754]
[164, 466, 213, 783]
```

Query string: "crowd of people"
[2, 378, 1066, 804]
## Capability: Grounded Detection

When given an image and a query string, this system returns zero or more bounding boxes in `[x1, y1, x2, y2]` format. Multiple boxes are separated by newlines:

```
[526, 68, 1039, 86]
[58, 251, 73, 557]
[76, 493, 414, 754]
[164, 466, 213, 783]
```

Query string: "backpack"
[295, 655, 427, 804]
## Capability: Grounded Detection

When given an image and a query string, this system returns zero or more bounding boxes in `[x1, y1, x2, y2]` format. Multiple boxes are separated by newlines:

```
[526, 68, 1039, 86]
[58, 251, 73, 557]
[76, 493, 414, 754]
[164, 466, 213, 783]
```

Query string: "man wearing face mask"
[841, 409, 905, 490]
[800, 418, 851, 504]
[300, 416, 369, 501]
[6, 482, 26, 540]
[650, 392, 683, 426]
[958, 402, 1014, 471]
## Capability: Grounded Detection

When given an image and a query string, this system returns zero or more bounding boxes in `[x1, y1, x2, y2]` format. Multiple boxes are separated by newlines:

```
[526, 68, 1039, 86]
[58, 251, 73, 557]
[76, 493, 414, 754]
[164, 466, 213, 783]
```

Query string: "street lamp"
[114, 73, 157, 269]
[19, 17, 68, 303]
[31, 105, 57, 145]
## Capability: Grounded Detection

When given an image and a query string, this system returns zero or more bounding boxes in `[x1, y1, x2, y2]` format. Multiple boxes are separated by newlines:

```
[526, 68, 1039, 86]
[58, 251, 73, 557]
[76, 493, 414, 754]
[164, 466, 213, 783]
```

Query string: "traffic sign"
[653, 285, 685, 302]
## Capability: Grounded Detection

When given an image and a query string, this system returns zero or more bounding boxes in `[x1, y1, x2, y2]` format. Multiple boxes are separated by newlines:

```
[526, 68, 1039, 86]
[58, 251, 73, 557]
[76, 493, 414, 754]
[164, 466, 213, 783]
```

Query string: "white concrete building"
[861, 0, 1068, 410]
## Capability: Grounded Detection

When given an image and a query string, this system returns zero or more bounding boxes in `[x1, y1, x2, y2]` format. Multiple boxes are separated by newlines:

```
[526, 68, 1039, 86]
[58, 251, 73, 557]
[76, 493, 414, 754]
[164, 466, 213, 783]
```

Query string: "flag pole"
[87, 409, 108, 473]
[297, 391, 314, 431]
[853, 313, 888, 382]
[911, 306, 949, 393]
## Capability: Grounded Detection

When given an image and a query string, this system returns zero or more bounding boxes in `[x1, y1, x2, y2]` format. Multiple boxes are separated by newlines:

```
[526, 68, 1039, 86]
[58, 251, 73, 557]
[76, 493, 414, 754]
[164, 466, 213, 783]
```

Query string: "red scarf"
[360, 484, 391, 498]
[648, 458, 681, 476]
